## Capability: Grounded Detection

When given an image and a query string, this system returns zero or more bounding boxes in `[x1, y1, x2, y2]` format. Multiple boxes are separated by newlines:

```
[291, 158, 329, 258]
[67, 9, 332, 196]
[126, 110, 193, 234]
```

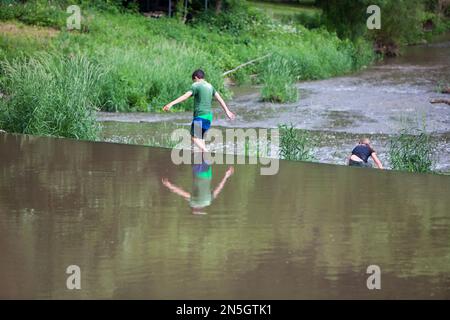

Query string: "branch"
[222, 54, 272, 77]
[430, 98, 450, 105]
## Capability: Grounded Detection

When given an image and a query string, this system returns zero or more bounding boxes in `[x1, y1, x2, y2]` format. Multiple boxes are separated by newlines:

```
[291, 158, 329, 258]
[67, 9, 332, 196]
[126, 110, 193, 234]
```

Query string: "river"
[1, 133, 449, 298]
[98, 34, 450, 172]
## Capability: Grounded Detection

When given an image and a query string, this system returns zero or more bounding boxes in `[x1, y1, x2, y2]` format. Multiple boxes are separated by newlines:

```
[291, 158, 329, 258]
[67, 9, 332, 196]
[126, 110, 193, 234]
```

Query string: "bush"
[0, 0, 66, 28]
[0, 54, 103, 139]
[280, 11, 323, 29]
[261, 54, 298, 103]
[278, 124, 315, 161]
[389, 127, 435, 173]
[193, 1, 268, 36]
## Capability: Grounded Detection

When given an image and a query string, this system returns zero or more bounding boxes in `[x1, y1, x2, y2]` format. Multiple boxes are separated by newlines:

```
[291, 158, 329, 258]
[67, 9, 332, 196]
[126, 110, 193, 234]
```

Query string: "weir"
[0, 133, 449, 299]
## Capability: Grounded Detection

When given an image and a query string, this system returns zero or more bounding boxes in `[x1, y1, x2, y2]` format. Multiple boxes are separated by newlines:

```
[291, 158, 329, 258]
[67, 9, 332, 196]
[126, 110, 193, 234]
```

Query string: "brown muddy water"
[1, 133, 450, 299]
[98, 34, 450, 171]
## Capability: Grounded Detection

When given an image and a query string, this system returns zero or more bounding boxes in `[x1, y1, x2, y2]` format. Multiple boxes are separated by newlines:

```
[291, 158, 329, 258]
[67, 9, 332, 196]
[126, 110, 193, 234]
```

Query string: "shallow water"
[1, 133, 449, 299]
[98, 35, 450, 171]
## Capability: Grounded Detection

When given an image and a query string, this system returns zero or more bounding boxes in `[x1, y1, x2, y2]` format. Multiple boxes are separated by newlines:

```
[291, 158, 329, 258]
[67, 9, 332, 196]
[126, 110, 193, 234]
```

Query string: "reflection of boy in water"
[162, 161, 234, 215]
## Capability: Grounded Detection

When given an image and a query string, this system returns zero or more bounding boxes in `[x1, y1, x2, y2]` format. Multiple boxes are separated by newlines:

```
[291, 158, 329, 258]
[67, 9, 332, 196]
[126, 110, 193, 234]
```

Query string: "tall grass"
[278, 124, 315, 161]
[389, 127, 435, 173]
[0, 54, 103, 139]
[94, 43, 224, 112]
[261, 55, 298, 103]
[55, 12, 228, 112]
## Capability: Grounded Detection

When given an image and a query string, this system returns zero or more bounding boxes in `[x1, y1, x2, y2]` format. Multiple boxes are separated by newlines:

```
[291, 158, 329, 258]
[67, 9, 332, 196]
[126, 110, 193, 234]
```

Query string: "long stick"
[222, 53, 272, 77]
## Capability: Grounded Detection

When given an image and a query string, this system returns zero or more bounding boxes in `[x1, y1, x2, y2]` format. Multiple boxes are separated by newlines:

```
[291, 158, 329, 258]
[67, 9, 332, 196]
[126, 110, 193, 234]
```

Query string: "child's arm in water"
[213, 166, 234, 199]
[163, 91, 193, 111]
[371, 152, 384, 169]
[162, 178, 191, 201]
[214, 92, 235, 120]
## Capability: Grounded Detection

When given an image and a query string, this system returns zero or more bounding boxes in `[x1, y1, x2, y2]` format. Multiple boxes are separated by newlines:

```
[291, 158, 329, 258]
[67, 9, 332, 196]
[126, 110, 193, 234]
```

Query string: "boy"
[348, 138, 384, 169]
[162, 164, 235, 215]
[163, 69, 235, 152]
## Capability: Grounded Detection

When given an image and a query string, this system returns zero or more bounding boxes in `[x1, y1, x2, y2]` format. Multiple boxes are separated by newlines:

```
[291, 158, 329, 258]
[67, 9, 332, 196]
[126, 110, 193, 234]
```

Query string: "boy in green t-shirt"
[163, 69, 235, 152]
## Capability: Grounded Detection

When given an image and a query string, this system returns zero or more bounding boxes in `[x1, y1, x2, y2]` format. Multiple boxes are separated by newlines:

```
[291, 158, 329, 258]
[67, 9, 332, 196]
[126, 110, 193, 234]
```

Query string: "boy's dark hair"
[192, 69, 205, 80]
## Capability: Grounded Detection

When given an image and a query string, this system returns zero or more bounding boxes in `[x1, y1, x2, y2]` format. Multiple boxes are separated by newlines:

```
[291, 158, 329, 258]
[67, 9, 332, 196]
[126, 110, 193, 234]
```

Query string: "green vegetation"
[388, 127, 435, 173]
[0, 53, 102, 139]
[249, 0, 321, 27]
[2, 0, 446, 141]
[0, 1, 375, 121]
[317, 0, 450, 54]
[278, 124, 315, 161]
[260, 54, 299, 103]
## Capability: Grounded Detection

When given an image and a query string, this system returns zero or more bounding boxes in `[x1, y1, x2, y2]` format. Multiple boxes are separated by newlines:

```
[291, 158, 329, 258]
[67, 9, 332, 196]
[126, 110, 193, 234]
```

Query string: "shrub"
[278, 124, 315, 161]
[0, 54, 104, 139]
[261, 54, 298, 103]
[389, 127, 435, 173]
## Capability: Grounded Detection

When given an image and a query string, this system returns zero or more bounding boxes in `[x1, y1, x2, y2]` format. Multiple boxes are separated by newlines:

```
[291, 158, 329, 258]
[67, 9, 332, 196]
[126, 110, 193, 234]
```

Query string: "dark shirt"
[351, 144, 374, 163]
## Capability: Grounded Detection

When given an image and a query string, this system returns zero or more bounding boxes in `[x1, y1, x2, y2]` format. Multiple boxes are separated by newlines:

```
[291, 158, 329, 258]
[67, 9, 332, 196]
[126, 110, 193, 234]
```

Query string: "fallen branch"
[222, 53, 272, 77]
[430, 98, 450, 105]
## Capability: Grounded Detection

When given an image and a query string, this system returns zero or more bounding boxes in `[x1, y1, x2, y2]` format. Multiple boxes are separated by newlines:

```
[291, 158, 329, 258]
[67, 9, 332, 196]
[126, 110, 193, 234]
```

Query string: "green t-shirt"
[190, 166, 212, 209]
[190, 80, 215, 121]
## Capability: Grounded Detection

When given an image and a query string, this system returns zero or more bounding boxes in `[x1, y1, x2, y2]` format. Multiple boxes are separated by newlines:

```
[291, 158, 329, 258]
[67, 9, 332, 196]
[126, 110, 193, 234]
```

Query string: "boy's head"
[359, 138, 371, 145]
[192, 69, 205, 81]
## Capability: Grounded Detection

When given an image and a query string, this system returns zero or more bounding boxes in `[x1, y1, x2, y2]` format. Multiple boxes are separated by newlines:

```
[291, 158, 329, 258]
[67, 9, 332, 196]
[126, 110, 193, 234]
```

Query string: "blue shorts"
[190, 117, 211, 139]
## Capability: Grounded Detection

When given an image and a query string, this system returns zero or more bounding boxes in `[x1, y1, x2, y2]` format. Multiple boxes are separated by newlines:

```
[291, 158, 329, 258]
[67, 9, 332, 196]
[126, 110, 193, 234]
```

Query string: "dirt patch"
[0, 22, 59, 39]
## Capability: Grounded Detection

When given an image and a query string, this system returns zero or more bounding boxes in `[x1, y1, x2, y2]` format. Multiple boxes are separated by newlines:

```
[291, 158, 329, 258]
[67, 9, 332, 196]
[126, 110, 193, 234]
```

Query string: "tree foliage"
[317, 0, 427, 46]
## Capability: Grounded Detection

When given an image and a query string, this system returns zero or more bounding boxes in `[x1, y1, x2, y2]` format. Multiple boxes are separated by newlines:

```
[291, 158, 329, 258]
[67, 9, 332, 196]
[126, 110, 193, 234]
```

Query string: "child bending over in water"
[348, 138, 383, 169]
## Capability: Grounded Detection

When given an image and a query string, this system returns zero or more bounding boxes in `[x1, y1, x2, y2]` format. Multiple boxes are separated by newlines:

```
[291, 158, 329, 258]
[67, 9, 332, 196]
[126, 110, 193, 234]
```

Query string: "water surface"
[1, 134, 449, 299]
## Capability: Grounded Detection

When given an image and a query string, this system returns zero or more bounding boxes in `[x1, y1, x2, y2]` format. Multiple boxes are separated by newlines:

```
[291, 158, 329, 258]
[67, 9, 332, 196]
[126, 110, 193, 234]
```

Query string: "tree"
[215, 0, 223, 13]
[317, 0, 427, 48]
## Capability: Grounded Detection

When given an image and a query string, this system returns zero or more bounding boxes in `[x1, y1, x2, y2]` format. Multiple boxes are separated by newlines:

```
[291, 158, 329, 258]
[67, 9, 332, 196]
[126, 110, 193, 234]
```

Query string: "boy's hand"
[226, 111, 236, 120]
[162, 177, 172, 187]
[225, 166, 234, 178]
[163, 104, 171, 112]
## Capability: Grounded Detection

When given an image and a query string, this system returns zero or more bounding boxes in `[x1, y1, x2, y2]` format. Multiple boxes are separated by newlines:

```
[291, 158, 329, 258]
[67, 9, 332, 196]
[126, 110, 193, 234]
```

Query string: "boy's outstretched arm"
[213, 166, 234, 199]
[214, 92, 235, 120]
[163, 91, 193, 111]
[162, 178, 191, 201]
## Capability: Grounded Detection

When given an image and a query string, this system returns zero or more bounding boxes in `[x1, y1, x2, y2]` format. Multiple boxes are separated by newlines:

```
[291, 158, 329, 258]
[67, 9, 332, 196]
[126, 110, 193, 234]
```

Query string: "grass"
[0, 53, 103, 139]
[278, 124, 315, 161]
[0, 1, 376, 139]
[249, 1, 319, 16]
[248, 0, 322, 28]
[388, 127, 435, 173]
[261, 54, 299, 103]
[1, 2, 374, 105]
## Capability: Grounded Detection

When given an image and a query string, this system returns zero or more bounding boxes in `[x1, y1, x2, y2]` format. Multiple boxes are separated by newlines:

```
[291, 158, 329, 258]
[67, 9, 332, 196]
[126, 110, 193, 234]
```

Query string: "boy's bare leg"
[192, 137, 208, 153]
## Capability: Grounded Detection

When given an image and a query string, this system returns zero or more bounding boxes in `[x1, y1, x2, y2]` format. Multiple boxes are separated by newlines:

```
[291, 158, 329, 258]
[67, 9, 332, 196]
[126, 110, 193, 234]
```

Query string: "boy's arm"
[162, 178, 191, 200]
[212, 166, 234, 199]
[163, 91, 193, 111]
[214, 92, 235, 120]
[371, 153, 384, 169]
